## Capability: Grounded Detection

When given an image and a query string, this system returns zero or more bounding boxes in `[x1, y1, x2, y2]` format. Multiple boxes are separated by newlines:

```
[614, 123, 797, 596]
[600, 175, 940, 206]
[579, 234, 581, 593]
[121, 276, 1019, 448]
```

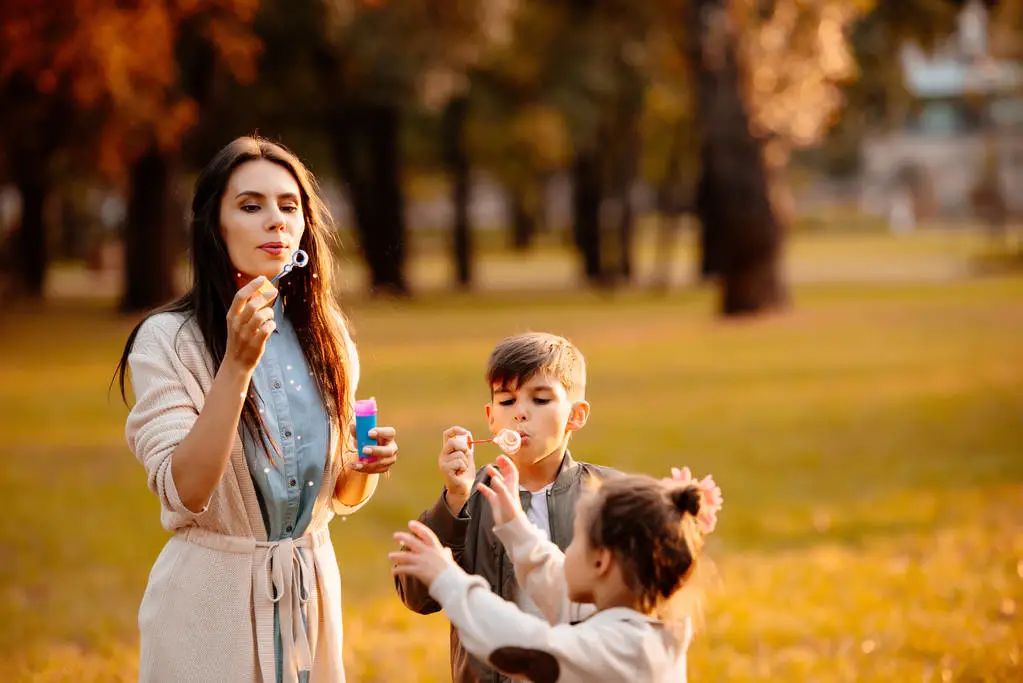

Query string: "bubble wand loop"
[269, 248, 309, 285]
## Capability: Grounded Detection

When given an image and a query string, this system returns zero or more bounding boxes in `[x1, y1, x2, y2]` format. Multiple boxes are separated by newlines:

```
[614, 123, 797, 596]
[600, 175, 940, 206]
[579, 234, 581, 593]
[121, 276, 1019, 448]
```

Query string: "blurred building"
[861, 0, 1023, 228]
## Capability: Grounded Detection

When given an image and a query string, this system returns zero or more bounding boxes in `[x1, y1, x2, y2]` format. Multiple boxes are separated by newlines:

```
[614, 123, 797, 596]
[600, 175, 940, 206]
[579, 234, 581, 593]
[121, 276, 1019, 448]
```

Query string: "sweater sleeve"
[125, 316, 210, 527]
[429, 566, 653, 682]
[494, 514, 597, 625]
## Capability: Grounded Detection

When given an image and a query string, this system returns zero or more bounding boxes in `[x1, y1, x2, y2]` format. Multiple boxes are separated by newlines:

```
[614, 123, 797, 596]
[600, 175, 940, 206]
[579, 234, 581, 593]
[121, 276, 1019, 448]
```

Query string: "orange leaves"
[206, 16, 262, 84]
[78, 4, 179, 107]
[0, 2, 79, 95]
[735, 0, 867, 150]
[83, 4, 191, 166]
[0, 0, 261, 175]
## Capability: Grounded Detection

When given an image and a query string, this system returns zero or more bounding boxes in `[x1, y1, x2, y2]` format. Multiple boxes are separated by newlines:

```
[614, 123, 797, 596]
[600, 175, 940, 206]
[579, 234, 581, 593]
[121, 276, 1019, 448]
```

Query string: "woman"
[116, 136, 397, 682]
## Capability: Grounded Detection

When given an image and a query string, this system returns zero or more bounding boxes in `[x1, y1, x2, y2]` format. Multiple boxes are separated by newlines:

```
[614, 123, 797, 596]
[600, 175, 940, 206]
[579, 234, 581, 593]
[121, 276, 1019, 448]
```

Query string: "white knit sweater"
[428, 514, 690, 683]
[125, 311, 373, 683]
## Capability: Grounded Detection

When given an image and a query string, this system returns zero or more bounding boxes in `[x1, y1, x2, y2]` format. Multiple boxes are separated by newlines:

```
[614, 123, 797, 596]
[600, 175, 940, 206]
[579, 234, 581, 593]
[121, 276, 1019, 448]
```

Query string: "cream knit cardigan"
[126, 311, 374, 683]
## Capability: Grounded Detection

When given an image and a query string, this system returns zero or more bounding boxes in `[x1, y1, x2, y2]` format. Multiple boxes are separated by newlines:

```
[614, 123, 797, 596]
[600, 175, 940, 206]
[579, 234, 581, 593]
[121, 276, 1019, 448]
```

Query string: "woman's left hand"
[350, 425, 398, 474]
[389, 520, 457, 587]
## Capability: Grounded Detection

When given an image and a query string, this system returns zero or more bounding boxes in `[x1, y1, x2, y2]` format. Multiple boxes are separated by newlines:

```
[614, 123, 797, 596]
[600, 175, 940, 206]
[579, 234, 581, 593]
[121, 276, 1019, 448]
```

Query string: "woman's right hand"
[225, 276, 278, 373]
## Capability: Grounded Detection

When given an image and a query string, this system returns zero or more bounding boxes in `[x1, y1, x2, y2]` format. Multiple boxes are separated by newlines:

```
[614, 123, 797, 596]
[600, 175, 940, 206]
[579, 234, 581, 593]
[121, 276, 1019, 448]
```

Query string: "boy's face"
[485, 372, 588, 466]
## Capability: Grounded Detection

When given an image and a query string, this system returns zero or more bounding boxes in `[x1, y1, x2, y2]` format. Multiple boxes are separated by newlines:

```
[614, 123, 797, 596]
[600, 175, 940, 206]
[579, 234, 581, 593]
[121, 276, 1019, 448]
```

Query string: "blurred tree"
[570, 3, 649, 286]
[639, 25, 698, 291]
[685, 0, 864, 315]
[442, 95, 472, 287]
[468, 100, 563, 251]
[461, 1, 654, 286]
[686, 0, 777, 306]
[0, 0, 260, 309]
[314, 0, 505, 294]
[116, 2, 259, 312]
[0, 81, 64, 300]
[0, 0, 79, 299]
[465, 5, 574, 252]
[988, 0, 1023, 59]
[519, 1, 651, 286]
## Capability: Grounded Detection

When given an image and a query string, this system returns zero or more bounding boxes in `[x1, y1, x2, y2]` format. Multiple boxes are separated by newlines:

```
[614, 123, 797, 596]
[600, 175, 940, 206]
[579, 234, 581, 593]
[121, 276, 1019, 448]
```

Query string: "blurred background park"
[2, 0, 1022, 680]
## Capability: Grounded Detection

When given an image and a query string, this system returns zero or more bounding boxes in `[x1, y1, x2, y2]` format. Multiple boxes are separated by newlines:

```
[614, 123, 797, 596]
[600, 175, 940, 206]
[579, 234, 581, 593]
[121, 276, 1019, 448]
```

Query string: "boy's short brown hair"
[486, 332, 586, 399]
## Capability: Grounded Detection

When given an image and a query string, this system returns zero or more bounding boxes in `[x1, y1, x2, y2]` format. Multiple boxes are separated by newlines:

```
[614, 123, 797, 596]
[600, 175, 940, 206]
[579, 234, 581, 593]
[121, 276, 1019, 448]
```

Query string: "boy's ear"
[566, 400, 590, 433]
[485, 402, 494, 428]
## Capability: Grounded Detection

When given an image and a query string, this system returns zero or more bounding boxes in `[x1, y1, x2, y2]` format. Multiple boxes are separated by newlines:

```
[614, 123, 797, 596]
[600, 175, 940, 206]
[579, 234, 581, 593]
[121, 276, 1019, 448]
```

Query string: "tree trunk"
[572, 150, 605, 285]
[3, 78, 67, 301]
[331, 103, 409, 295]
[12, 161, 48, 300]
[688, 0, 787, 315]
[121, 144, 176, 312]
[57, 191, 89, 261]
[695, 167, 725, 279]
[613, 116, 640, 282]
[652, 121, 692, 291]
[443, 97, 472, 288]
[510, 186, 537, 250]
[617, 190, 635, 281]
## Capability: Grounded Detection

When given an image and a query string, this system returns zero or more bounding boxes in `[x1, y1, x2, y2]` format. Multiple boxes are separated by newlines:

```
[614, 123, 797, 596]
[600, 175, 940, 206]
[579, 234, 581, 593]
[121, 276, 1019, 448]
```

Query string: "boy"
[395, 332, 615, 683]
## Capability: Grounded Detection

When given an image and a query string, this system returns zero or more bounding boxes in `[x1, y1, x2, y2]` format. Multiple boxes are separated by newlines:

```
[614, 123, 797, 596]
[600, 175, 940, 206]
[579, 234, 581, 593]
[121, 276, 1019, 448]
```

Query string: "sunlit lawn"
[2, 229, 1021, 681]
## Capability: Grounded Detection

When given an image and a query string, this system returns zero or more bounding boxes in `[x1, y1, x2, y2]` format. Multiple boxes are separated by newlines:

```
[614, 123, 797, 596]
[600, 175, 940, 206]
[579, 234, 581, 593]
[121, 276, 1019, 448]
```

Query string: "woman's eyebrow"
[234, 190, 300, 202]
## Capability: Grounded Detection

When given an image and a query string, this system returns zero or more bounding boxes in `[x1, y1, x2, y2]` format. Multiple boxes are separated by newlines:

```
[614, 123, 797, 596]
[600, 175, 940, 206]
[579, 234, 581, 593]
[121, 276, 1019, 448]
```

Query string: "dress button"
[288, 478, 297, 488]
[272, 380, 282, 390]
[283, 429, 292, 439]
[285, 524, 293, 533]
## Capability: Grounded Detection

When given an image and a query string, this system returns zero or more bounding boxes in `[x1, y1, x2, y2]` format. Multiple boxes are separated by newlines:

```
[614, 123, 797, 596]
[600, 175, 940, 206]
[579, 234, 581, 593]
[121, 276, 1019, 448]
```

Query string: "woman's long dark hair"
[115, 136, 353, 465]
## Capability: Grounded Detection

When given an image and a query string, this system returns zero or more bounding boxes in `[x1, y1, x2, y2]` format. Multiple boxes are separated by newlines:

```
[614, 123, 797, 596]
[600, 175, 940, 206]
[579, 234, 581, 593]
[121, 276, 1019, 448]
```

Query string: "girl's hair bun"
[671, 485, 701, 517]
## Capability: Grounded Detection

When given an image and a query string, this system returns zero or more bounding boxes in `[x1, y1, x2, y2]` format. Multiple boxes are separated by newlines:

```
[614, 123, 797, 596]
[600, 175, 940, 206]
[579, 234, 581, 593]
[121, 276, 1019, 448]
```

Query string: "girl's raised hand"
[389, 520, 457, 587]
[475, 455, 524, 527]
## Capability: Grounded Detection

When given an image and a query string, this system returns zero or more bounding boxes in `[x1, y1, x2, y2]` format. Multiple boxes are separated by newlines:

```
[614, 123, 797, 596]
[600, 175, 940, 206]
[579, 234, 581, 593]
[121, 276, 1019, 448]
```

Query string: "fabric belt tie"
[181, 526, 329, 683]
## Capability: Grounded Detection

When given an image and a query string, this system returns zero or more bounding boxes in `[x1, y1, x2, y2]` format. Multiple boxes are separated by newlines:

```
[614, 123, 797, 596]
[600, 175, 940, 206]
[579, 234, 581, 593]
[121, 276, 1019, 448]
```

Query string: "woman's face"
[219, 159, 306, 283]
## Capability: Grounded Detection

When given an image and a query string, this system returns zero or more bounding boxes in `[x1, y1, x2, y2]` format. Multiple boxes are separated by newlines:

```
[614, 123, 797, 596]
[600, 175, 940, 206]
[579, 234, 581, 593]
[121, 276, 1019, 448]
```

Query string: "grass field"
[2, 229, 1021, 681]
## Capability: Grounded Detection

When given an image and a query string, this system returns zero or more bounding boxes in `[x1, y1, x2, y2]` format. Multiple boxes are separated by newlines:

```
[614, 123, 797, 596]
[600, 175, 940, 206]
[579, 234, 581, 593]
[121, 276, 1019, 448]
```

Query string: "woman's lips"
[259, 245, 287, 257]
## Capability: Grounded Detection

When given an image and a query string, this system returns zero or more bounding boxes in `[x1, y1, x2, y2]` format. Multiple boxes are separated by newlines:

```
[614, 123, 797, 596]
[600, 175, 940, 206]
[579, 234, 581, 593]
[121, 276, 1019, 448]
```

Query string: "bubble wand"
[270, 249, 309, 284]
[452, 429, 522, 456]
[256, 249, 309, 300]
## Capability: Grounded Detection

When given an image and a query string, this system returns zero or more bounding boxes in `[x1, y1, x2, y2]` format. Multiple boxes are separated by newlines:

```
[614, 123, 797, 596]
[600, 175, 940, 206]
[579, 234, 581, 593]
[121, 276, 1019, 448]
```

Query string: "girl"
[390, 456, 722, 682]
[117, 136, 398, 682]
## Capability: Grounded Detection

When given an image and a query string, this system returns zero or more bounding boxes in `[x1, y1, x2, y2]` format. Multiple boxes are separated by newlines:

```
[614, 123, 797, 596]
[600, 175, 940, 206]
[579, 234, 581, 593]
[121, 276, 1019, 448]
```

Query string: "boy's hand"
[439, 425, 475, 512]
[476, 455, 524, 527]
[390, 520, 459, 587]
